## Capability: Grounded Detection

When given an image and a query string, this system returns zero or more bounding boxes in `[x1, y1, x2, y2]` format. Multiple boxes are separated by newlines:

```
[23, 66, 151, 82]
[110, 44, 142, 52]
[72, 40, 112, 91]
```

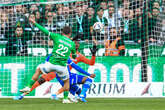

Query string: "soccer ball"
[93, 22, 104, 32]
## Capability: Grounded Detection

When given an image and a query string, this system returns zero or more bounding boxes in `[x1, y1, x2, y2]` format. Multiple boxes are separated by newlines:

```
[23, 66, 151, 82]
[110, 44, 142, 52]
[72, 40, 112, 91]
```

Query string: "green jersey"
[35, 23, 76, 66]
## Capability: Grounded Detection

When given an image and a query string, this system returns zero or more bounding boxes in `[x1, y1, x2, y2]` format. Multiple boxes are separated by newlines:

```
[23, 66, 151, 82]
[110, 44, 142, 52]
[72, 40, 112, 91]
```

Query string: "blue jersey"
[55, 58, 90, 86]
[46, 54, 91, 94]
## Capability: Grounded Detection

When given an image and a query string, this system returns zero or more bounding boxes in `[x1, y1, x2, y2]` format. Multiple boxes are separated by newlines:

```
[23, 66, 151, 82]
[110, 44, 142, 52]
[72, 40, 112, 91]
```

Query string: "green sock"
[28, 79, 35, 88]
[64, 91, 69, 99]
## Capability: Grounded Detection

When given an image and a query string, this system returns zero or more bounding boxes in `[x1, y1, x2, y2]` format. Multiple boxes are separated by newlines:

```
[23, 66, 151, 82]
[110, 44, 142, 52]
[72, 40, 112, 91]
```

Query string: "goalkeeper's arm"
[90, 44, 98, 56]
[29, 18, 51, 36]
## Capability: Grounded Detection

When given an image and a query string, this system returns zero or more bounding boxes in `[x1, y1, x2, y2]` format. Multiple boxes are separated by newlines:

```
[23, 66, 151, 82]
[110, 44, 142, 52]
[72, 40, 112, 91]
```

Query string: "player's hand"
[90, 74, 96, 78]
[29, 18, 36, 24]
[90, 44, 98, 56]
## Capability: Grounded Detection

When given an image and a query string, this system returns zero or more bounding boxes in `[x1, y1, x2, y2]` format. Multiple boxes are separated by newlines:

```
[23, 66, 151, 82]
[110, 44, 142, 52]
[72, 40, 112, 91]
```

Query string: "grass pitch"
[0, 98, 165, 110]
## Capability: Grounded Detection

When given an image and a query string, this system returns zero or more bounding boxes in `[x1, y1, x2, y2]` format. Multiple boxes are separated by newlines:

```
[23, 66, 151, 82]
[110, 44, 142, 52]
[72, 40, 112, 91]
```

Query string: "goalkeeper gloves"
[90, 44, 98, 56]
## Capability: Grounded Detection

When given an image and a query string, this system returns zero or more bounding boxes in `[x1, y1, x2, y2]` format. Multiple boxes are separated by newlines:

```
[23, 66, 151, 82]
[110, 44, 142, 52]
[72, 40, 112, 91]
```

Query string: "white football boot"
[20, 87, 31, 94]
[62, 99, 73, 103]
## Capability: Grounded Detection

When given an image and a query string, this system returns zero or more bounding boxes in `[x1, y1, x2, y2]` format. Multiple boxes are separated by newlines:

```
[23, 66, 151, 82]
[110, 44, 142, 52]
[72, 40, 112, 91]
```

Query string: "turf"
[0, 98, 165, 110]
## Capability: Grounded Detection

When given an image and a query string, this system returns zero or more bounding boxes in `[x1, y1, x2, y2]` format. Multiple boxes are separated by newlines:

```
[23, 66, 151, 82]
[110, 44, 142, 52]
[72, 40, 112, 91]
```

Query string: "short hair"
[62, 26, 72, 35]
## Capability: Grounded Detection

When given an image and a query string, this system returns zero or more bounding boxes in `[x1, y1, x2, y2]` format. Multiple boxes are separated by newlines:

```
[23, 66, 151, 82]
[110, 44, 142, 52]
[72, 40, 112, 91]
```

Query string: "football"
[93, 22, 104, 32]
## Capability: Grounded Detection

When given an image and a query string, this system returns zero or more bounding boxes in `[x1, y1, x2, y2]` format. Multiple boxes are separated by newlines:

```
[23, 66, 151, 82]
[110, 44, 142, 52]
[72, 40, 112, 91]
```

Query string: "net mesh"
[0, 0, 164, 96]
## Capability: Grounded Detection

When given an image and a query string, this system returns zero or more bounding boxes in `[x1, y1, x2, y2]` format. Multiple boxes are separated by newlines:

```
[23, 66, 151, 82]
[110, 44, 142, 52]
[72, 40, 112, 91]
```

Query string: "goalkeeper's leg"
[15, 72, 56, 100]
[31, 72, 56, 92]
[20, 71, 56, 94]
[20, 68, 43, 93]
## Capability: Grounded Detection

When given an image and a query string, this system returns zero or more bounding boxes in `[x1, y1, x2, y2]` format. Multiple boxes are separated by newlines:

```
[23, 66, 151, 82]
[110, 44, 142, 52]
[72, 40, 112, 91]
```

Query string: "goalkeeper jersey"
[35, 23, 76, 66]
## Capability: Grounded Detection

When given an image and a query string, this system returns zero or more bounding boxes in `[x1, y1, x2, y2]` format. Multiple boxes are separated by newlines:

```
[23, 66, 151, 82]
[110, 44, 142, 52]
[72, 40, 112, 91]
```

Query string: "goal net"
[0, 0, 164, 97]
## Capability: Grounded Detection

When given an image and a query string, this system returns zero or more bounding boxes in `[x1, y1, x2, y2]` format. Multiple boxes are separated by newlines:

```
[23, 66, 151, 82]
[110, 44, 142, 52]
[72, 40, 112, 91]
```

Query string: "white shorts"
[37, 62, 69, 81]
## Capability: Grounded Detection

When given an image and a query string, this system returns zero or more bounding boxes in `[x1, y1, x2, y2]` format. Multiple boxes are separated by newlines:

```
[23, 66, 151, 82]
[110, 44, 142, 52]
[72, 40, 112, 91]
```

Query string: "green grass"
[0, 98, 165, 110]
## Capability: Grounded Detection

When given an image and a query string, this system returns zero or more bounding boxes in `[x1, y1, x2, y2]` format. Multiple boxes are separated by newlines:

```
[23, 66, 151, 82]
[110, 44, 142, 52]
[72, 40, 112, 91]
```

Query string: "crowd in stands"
[0, 0, 164, 56]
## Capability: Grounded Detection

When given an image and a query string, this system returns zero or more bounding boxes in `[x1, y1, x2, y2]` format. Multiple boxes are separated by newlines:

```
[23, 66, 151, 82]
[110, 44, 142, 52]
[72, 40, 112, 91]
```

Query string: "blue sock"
[80, 78, 92, 97]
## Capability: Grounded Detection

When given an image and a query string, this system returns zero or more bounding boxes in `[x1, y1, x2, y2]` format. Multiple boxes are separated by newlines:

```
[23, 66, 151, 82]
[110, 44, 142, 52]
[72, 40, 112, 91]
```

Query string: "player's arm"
[79, 45, 98, 65]
[79, 54, 96, 65]
[29, 18, 51, 36]
[67, 58, 95, 78]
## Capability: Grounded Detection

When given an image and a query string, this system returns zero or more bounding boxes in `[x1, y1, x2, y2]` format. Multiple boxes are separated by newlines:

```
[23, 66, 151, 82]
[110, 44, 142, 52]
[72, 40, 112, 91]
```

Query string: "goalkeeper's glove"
[90, 45, 98, 56]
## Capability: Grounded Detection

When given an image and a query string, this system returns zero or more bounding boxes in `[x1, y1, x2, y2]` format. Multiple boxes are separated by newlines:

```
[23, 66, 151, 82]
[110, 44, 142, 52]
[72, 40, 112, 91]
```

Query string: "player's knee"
[83, 78, 92, 88]
[47, 72, 56, 81]
[85, 78, 92, 83]
[38, 77, 46, 85]
[64, 87, 70, 91]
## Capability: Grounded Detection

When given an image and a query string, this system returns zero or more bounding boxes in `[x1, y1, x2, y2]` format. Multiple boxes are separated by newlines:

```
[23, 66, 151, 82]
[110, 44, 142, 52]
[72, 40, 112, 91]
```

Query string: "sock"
[28, 79, 35, 88]
[56, 87, 64, 95]
[63, 91, 69, 99]
[29, 72, 56, 92]
[80, 78, 92, 97]
[30, 81, 40, 92]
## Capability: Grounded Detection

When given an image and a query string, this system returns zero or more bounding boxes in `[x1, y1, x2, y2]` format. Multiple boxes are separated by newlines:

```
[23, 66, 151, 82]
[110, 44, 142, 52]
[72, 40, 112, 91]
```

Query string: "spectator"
[82, 3, 88, 15]
[120, 8, 130, 39]
[123, 0, 130, 9]
[100, 1, 108, 19]
[24, 12, 40, 44]
[0, 11, 9, 40]
[105, 27, 125, 56]
[72, 5, 88, 40]
[93, 7, 108, 41]
[106, 5, 122, 30]
[45, 4, 53, 11]
[152, 1, 160, 9]
[29, 4, 38, 13]
[7, 6, 17, 26]
[54, 7, 65, 33]
[14, 5, 28, 28]
[85, 7, 96, 41]
[63, 6, 75, 26]
[148, 8, 161, 42]
[35, 11, 43, 24]
[120, 8, 142, 42]
[5, 23, 31, 56]
[43, 11, 56, 46]
[15, 5, 23, 14]
[44, 11, 56, 32]
[106, 6, 116, 28]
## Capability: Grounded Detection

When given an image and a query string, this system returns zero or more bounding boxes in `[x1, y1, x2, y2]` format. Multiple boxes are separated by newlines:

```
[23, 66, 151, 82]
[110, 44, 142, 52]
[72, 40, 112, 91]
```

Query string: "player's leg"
[61, 78, 72, 103]
[30, 72, 56, 92]
[69, 84, 81, 103]
[44, 63, 71, 103]
[51, 87, 64, 100]
[77, 76, 93, 102]
[20, 67, 43, 93]
[20, 62, 55, 93]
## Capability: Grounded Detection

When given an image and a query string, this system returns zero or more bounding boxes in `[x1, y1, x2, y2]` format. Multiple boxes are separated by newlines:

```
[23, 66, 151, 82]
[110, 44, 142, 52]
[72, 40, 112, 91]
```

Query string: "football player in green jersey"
[20, 18, 76, 103]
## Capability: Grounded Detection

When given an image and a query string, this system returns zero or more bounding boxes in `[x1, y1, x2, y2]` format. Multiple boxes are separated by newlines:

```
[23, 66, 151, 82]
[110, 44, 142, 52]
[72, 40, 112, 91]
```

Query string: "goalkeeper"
[20, 18, 76, 103]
